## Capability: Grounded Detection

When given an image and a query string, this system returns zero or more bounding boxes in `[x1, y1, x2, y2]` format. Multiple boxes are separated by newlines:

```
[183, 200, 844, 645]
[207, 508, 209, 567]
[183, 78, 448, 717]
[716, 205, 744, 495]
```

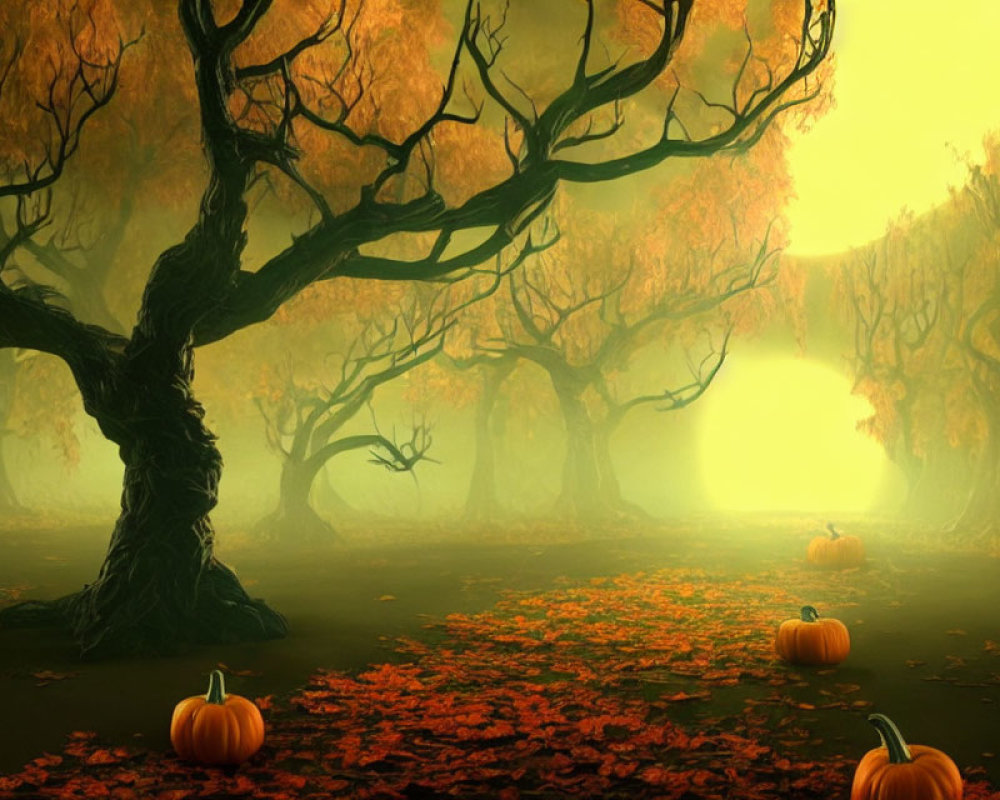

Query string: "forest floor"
[0, 514, 998, 798]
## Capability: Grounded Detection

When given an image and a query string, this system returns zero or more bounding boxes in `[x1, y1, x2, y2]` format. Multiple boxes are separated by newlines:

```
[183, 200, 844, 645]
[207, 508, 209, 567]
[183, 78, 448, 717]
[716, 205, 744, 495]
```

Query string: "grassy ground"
[0, 515, 998, 797]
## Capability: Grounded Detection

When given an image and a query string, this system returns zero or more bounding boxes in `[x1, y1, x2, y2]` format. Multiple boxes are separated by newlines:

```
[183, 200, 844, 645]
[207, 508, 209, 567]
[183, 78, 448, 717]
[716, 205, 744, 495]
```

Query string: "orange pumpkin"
[807, 522, 865, 568]
[775, 605, 850, 665]
[170, 669, 265, 766]
[851, 713, 962, 800]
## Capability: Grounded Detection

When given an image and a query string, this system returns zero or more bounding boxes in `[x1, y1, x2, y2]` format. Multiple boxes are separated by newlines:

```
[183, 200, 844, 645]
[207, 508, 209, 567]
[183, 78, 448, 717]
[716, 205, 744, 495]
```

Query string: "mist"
[1, 1, 998, 798]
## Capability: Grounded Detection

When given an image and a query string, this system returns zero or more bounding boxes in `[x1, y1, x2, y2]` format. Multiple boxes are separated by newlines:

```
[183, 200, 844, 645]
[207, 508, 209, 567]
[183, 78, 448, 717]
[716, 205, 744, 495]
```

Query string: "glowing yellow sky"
[697, 357, 893, 513]
[785, 0, 1000, 256]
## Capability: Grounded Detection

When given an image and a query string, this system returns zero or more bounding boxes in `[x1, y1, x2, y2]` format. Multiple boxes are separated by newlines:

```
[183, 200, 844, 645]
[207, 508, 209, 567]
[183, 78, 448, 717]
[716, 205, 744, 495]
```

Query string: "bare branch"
[0, 192, 52, 272]
[176, 0, 831, 345]
[553, 0, 834, 182]
[368, 418, 435, 472]
[0, 26, 140, 199]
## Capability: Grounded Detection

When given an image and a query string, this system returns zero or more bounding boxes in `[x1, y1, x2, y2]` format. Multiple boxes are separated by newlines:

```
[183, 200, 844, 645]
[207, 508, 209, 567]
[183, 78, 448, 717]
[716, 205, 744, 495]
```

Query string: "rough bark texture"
[1, 352, 287, 657]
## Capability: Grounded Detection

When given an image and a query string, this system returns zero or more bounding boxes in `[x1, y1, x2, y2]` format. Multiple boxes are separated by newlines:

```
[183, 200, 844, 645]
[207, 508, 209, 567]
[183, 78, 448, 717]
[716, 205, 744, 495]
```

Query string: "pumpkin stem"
[205, 669, 227, 704]
[867, 713, 913, 763]
[826, 522, 840, 540]
[800, 605, 819, 622]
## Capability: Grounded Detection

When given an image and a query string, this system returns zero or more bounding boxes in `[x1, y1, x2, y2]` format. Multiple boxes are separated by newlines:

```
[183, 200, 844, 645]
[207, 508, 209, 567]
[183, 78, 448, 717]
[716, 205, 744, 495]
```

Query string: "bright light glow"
[785, 0, 1000, 256]
[697, 357, 888, 512]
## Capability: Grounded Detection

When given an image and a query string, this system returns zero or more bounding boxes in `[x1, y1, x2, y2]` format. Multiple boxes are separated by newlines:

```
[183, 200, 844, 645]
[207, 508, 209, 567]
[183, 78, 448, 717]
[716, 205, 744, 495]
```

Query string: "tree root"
[0, 563, 288, 659]
[254, 505, 343, 544]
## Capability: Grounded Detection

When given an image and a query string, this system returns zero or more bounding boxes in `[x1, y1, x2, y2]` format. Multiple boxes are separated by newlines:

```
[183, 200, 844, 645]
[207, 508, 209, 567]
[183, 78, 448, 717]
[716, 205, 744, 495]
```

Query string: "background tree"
[948, 134, 1000, 533]
[441, 115, 804, 522]
[448, 351, 521, 520]
[253, 287, 448, 541]
[833, 136, 1000, 532]
[0, 0, 834, 657]
[483, 199, 783, 520]
[0, 351, 82, 510]
[834, 214, 972, 520]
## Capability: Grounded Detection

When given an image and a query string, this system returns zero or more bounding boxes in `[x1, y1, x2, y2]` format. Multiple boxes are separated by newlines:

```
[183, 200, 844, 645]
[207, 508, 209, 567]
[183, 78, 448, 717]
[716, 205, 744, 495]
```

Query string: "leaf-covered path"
[1, 519, 999, 798]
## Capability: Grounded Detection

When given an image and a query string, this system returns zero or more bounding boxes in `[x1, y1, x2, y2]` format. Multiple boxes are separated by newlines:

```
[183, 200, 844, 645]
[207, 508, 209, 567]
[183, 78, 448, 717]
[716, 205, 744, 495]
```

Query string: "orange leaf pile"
[1, 565, 997, 798]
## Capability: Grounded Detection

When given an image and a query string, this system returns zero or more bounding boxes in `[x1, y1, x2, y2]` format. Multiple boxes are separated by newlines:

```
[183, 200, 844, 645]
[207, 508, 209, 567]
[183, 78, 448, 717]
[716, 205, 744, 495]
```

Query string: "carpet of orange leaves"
[1, 564, 998, 799]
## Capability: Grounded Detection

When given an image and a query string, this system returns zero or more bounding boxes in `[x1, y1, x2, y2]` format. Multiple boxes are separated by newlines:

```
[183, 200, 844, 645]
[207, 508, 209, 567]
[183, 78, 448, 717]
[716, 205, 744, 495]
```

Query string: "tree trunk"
[551, 377, 603, 520]
[0, 358, 288, 658]
[258, 432, 409, 542]
[894, 448, 925, 514]
[257, 455, 337, 543]
[593, 422, 651, 520]
[464, 358, 516, 521]
[313, 465, 358, 520]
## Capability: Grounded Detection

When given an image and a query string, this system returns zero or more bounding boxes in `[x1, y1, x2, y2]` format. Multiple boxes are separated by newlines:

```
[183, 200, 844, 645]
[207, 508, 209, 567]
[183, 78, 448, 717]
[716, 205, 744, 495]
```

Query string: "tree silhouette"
[835, 218, 954, 518]
[465, 209, 779, 520]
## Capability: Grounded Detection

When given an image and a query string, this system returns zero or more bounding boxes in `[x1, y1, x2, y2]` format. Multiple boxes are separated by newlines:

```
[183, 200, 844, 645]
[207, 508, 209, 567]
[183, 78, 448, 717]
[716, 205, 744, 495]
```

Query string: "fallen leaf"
[31, 670, 78, 686]
[216, 662, 262, 677]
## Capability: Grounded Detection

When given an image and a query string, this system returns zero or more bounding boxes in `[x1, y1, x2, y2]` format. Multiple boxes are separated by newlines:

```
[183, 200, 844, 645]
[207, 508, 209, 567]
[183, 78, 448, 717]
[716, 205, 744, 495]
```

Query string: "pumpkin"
[807, 522, 865, 568]
[170, 669, 265, 766]
[775, 605, 850, 665]
[851, 713, 962, 800]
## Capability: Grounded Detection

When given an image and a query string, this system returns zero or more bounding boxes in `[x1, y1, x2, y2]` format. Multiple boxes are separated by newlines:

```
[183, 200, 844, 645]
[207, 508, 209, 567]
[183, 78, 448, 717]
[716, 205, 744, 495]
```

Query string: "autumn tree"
[834, 214, 975, 520]
[947, 136, 1000, 533]
[448, 351, 520, 520]
[456, 188, 785, 521]
[418, 243, 559, 523]
[0, 3, 207, 515]
[834, 132, 1000, 532]
[253, 289, 449, 541]
[0, 0, 834, 656]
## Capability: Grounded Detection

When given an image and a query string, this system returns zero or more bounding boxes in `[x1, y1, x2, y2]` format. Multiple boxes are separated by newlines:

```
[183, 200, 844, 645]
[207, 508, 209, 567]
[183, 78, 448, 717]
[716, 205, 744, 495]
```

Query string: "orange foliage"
[401, 358, 481, 414]
[834, 135, 1000, 471]
[432, 121, 513, 207]
[0, 562, 884, 798]
[1, 0, 833, 480]
[626, 125, 794, 338]
[0, 1, 123, 163]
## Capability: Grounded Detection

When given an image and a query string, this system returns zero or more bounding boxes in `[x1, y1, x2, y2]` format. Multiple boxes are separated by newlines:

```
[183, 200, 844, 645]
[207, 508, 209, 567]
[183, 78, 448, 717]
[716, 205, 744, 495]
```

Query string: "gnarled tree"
[472, 203, 781, 520]
[254, 293, 447, 541]
[0, 0, 834, 656]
